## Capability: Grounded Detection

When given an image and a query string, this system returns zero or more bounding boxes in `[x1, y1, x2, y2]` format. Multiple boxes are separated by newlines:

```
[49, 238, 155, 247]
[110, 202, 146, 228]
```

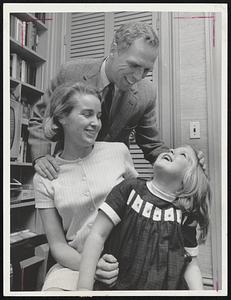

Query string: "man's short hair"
[111, 21, 159, 53]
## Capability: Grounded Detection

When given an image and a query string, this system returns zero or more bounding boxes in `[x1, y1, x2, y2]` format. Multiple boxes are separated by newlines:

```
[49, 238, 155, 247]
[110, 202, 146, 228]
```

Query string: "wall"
[168, 12, 221, 288]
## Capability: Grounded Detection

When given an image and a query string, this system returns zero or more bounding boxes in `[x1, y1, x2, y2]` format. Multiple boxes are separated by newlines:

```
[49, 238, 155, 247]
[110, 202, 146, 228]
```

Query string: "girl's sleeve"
[182, 213, 199, 257]
[33, 173, 55, 208]
[99, 179, 133, 227]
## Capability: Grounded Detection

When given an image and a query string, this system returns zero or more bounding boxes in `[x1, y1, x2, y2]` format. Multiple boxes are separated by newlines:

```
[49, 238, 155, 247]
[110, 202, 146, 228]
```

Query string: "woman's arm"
[184, 257, 204, 290]
[39, 207, 82, 270]
[77, 211, 115, 290]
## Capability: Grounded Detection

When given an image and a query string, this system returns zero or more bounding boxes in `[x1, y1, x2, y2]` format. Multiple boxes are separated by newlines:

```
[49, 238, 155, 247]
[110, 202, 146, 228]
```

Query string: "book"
[21, 60, 27, 82]
[10, 15, 17, 39]
[11, 53, 18, 78]
[15, 18, 24, 44]
[27, 63, 36, 86]
[16, 56, 22, 81]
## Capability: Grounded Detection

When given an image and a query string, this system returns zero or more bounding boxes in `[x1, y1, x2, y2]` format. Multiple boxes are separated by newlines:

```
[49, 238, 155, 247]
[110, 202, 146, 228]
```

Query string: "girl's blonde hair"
[174, 145, 211, 244]
[43, 82, 100, 142]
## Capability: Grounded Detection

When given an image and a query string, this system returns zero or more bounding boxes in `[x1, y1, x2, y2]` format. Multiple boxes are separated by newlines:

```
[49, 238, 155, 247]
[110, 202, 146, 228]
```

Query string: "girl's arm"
[184, 256, 204, 290]
[39, 207, 82, 270]
[77, 211, 115, 291]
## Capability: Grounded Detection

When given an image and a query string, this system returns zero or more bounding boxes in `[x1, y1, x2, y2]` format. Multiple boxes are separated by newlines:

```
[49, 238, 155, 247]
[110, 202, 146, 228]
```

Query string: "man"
[28, 21, 204, 180]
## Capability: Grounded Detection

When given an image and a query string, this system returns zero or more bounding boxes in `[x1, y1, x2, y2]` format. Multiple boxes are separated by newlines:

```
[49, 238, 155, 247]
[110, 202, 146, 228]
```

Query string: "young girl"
[77, 145, 210, 290]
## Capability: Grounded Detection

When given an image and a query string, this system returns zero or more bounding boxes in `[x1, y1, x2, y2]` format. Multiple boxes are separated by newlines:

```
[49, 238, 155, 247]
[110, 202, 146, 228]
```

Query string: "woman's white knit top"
[33, 142, 138, 253]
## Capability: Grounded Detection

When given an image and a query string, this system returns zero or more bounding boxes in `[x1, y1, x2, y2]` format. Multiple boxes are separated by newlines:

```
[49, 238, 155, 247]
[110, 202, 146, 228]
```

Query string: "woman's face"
[61, 93, 102, 148]
[153, 146, 197, 187]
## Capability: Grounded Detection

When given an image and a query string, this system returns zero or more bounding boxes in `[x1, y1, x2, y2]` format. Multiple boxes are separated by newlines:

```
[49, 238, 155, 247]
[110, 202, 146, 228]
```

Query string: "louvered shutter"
[114, 12, 156, 179]
[68, 12, 105, 60]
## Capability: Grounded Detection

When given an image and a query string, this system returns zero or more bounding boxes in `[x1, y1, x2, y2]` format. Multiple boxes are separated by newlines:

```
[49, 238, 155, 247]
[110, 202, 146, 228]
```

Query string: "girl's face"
[60, 93, 102, 148]
[153, 146, 197, 186]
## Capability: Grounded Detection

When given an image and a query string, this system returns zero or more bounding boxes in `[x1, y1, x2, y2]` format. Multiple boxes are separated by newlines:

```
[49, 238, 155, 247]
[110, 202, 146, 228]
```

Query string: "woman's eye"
[181, 153, 186, 158]
[83, 111, 92, 117]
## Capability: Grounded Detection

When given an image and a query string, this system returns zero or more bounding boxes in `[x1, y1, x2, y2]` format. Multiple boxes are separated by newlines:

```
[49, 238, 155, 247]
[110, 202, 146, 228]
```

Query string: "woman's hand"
[95, 254, 119, 287]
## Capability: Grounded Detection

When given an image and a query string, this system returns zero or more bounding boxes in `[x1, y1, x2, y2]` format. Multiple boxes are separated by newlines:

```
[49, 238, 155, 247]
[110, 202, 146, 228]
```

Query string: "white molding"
[171, 12, 182, 148]
[204, 11, 222, 290]
[157, 12, 173, 148]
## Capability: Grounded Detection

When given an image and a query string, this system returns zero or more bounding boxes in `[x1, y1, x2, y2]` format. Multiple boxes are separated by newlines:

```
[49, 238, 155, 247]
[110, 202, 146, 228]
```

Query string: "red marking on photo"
[174, 15, 216, 48]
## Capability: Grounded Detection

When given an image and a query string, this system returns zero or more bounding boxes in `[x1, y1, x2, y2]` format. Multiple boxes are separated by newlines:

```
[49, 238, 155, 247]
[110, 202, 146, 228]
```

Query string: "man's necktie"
[102, 82, 115, 117]
[98, 83, 115, 140]
[101, 82, 115, 129]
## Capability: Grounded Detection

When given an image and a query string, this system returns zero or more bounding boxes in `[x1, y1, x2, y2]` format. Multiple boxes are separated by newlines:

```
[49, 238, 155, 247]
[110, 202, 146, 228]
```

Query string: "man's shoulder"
[58, 58, 102, 74]
[135, 78, 156, 99]
[64, 58, 100, 67]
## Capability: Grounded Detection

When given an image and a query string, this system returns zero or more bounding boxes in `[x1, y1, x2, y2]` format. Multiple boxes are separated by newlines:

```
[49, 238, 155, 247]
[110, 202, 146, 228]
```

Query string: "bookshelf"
[10, 12, 49, 291]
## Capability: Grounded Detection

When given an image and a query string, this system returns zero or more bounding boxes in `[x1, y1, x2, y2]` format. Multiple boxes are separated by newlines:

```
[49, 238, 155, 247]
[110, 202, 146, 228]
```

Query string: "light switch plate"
[190, 121, 200, 139]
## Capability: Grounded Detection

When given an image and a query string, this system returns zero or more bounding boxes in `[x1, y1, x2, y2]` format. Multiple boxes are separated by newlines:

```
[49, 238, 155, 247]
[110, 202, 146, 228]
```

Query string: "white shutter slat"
[71, 29, 104, 38]
[71, 37, 105, 46]
[71, 22, 105, 32]
[71, 12, 105, 21]
[129, 141, 153, 180]
[71, 43, 105, 51]
[114, 11, 152, 28]
[69, 12, 105, 60]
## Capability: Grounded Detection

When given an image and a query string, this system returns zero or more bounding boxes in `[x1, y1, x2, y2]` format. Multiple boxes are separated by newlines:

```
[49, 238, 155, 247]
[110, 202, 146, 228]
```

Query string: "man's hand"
[95, 254, 119, 287]
[197, 151, 206, 173]
[34, 154, 60, 180]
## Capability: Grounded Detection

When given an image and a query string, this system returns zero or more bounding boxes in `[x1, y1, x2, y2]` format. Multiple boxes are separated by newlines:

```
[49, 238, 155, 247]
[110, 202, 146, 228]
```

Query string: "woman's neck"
[60, 142, 94, 161]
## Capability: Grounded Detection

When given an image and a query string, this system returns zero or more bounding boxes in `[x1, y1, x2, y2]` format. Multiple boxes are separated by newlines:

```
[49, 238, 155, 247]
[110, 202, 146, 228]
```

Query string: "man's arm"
[135, 81, 169, 164]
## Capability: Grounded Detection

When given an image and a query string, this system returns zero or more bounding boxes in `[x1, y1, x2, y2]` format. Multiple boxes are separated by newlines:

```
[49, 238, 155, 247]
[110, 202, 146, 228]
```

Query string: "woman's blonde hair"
[174, 145, 211, 244]
[43, 82, 100, 142]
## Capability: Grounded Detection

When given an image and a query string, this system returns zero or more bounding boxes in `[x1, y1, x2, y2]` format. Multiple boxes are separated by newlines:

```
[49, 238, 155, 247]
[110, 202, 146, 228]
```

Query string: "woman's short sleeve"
[33, 173, 55, 209]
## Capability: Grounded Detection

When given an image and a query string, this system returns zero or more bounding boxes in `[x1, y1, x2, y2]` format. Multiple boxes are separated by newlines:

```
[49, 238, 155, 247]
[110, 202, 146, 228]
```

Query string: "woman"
[33, 82, 138, 291]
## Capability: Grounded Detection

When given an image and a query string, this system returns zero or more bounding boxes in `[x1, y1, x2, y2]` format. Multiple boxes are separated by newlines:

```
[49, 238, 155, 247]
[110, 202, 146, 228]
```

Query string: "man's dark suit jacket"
[28, 58, 168, 164]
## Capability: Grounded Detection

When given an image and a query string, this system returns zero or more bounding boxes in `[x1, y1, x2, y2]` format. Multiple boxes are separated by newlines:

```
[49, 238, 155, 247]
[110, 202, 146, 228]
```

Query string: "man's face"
[106, 37, 158, 91]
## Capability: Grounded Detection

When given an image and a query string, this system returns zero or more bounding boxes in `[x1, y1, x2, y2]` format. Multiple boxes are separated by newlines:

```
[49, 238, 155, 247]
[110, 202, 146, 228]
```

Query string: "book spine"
[16, 56, 22, 81]
[21, 60, 27, 82]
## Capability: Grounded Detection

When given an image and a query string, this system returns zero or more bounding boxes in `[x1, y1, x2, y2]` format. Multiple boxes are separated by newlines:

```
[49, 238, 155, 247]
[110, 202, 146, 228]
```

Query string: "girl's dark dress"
[94, 178, 198, 290]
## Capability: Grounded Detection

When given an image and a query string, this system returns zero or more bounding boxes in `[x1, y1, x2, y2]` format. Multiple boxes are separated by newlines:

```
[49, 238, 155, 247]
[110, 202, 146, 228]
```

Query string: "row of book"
[17, 137, 29, 163]
[10, 53, 36, 86]
[19, 100, 32, 163]
[10, 15, 39, 51]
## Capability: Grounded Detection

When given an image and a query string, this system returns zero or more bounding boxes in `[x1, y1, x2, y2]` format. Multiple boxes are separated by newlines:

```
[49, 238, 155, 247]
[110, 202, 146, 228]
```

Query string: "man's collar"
[99, 57, 110, 93]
